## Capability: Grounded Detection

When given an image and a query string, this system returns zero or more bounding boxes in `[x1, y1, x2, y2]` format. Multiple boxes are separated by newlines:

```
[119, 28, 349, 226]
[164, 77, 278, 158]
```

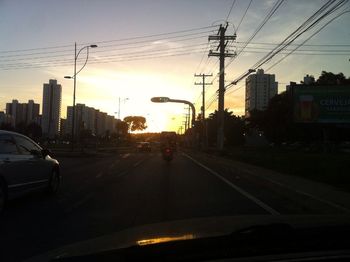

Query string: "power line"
[0, 25, 219, 54]
[265, 9, 350, 72]
[0, 30, 214, 59]
[226, 0, 237, 21]
[210, 0, 284, 85]
[0, 42, 211, 64]
[251, 0, 348, 70]
[235, 0, 253, 34]
[0, 48, 210, 70]
[226, 0, 285, 69]
[236, 41, 350, 47]
[83, 25, 219, 45]
[225, 0, 349, 91]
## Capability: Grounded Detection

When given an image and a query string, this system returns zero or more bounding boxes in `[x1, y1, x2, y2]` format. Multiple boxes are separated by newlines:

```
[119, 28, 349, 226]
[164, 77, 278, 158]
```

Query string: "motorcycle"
[162, 147, 173, 161]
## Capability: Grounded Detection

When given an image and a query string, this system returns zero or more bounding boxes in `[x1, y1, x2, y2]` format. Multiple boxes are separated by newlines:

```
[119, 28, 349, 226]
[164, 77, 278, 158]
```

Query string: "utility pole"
[208, 23, 236, 151]
[195, 73, 212, 148]
[183, 105, 188, 133]
[194, 73, 213, 121]
[187, 106, 191, 130]
[182, 121, 187, 133]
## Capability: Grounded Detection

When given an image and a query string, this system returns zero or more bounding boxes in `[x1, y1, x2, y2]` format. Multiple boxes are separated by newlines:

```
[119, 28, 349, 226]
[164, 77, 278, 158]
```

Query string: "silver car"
[0, 130, 60, 212]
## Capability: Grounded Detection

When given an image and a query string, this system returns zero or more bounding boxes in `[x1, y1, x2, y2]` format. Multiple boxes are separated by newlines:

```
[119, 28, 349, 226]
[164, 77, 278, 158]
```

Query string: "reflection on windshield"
[137, 234, 195, 246]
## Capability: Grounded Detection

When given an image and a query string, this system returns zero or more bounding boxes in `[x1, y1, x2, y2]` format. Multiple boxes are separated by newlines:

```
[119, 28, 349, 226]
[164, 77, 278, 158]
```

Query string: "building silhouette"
[42, 79, 62, 138]
[5, 99, 39, 127]
[245, 69, 278, 116]
[65, 104, 116, 137]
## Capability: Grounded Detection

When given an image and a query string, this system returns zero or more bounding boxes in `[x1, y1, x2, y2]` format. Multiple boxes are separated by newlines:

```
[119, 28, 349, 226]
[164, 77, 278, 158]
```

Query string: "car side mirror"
[30, 149, 41, 156]
[41, 149, 52, 158]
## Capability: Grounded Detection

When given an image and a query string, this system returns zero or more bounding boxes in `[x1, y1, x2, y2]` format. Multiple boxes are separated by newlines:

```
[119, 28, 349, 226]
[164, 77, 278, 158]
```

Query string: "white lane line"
[118, 170, 128, 177]
[122, 153, 131, 159]
[64, 193, 93, 213]
[133, 159, 144, 167]
[183, 153, 280, 216]
[238, 167, 350, 213]
[96, 172, 103, 178]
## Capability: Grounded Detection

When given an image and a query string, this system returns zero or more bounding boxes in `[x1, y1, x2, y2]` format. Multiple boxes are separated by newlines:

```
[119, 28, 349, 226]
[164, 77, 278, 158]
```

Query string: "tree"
[0, 122, 14, 131]
[316, 71, 350, 85]
[247, 109, 265, 130]
[262, 92, 295, 144]
[26, 122, 42, 140]
[207, 109, 245, 147]
[15, 121, 27, 135]
[116, 120, 129, 135]
[123, 116, 147, 132]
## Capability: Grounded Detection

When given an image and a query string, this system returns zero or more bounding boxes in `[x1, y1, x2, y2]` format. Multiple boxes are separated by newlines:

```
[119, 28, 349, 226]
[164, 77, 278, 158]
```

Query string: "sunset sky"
[0, 0, 349, 132]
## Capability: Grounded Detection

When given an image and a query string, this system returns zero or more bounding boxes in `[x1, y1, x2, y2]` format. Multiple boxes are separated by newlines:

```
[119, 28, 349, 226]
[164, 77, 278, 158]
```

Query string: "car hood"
[26, 214, 350, 262]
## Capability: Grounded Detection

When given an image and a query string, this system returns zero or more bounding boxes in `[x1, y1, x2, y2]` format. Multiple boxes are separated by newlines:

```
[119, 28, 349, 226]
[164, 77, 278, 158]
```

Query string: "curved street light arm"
[168, 99, 196, 127]
[73, 46, 90, 78]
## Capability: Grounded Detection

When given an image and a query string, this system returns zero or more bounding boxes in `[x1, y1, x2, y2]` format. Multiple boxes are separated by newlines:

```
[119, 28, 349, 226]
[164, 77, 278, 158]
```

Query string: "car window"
[14, 135, 41, 155]
[0, 135, 18, 154]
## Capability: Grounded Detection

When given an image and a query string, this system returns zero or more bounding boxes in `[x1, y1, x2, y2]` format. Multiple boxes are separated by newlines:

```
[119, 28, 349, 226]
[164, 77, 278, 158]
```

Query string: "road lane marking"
[133, 159, 144, 167]
[183, 153, 280, 216]
[96, 172, 103, 178]
[118, 170, 128, 177]
[64, 193, 94, 213]
[122, 153, 131, 159]
[238, 167, 350, 213]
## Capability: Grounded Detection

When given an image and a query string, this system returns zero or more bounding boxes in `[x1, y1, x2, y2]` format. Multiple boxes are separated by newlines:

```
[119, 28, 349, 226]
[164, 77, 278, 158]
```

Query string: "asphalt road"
[0, 149, 348, 261]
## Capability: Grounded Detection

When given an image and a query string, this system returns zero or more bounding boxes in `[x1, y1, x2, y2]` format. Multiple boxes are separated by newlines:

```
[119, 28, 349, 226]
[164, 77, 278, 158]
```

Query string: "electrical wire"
[235, 0, 253, 34]
[265, 9, 350, 72]
[0, 30, 214, 59]
[226, 0, 237, 21]
[225, 0, 348, 91]
[0, 25, 219, 54]
[0, 48, 210, 70]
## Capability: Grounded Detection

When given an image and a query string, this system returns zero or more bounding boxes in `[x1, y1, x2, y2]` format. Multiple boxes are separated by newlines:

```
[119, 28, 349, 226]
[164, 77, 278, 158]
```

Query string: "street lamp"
[64, 42, 97, 150]
[117, 97, 129, 120]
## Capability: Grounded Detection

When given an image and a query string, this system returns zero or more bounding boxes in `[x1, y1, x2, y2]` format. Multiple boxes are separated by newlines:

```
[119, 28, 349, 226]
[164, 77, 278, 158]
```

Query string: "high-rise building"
[60, 118, 66, 136]
[26, 100, 40, 124]
[0, 111, 14, 126]
[5, 99, 39, 127]
[66, 104, 97, 136]
[245, 69, 278, 116]
[96, 111, 107, 136]
[6, 99, 22, 127]
[42, 79, 62, 138]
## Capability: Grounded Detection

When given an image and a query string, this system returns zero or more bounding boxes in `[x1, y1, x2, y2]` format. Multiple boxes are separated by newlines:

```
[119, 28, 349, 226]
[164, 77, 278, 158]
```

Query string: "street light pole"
[72, 42, 77, 150]
[65, 43, 97, 151]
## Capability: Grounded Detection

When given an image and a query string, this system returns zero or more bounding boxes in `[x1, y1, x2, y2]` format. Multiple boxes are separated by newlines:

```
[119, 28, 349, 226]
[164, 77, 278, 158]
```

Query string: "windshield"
[1, 1, 350, 261]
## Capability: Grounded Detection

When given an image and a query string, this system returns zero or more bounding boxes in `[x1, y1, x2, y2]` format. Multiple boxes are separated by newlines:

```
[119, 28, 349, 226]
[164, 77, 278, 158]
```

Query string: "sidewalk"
[186, 149, 350, 213]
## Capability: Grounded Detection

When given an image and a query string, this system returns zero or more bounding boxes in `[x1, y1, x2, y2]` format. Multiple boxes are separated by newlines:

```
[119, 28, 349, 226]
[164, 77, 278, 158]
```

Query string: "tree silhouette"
[27, 122, 42, 140]
[123, 116, 147, 132]
[0, 122, 14, 131]
[207, 109, 245, 146]
[316, 71, 350, 85]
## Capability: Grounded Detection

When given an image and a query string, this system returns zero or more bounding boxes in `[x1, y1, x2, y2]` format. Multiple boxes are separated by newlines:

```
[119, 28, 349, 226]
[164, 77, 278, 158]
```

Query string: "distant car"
[136, 142, 151, 152]
[0, 130, 61, 213]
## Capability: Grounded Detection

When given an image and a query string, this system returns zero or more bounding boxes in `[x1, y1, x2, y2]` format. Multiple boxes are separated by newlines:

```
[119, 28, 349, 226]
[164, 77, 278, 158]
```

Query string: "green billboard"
[293, 85, 350, 123]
